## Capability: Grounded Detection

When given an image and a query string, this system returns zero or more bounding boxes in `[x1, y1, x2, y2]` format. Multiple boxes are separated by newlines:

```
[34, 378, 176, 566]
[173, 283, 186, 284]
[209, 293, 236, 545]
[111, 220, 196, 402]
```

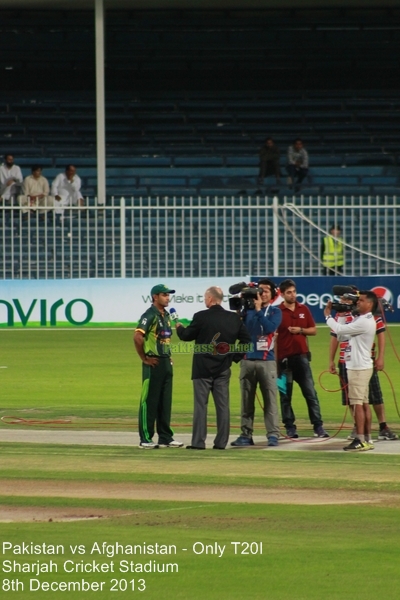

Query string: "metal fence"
[1, 195, 399, 279]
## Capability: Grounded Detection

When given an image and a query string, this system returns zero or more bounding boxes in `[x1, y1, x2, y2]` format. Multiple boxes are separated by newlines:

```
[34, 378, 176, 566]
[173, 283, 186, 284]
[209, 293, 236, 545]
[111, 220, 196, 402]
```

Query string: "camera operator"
[231, 279, 282, 448]
[328, 292, 397, 444]
[324, 291, 378, 451]
[276, 279, 329, 438]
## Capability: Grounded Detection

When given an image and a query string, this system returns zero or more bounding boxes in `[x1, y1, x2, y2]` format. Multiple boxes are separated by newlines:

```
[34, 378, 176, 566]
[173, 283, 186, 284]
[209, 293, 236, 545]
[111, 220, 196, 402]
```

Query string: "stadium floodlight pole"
[95, 0, 106, 206]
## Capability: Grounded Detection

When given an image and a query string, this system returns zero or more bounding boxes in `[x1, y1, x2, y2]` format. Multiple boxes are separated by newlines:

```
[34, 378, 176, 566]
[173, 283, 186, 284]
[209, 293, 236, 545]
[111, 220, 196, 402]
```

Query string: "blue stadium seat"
[322, 185, 371, 195]
[361, 176, 399, 185]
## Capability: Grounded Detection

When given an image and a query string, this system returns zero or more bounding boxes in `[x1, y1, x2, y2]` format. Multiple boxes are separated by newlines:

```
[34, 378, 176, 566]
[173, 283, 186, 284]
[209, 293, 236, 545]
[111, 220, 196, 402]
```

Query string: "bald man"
[176, 287, 251, 449]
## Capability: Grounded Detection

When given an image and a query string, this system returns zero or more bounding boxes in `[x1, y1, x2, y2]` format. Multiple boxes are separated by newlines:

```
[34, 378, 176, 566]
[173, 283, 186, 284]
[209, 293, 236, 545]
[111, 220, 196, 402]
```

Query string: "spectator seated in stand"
[51, 164, 85, 219]
[0, 154, 23, 205]
[287, 138, 309, 192]
[257, 137, 281, 188]
[18, 165, 54, 221]
[0, 154, 23, 225]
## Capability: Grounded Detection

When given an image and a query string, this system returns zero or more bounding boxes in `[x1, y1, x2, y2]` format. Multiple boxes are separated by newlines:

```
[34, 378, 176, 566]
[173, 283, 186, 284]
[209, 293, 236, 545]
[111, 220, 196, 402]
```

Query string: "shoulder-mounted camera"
[228, 279, 277, 311]
[331, 285, 394, 315]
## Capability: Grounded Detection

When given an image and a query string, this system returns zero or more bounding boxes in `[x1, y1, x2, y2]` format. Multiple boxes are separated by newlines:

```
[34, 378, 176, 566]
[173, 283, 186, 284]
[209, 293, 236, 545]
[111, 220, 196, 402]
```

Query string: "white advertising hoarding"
[0, 278, 243, 327]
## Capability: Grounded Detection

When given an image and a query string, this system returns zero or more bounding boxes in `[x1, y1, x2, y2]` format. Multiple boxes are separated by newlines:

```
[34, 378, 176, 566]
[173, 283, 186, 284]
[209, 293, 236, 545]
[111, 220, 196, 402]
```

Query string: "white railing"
[0, 195, 399, 279]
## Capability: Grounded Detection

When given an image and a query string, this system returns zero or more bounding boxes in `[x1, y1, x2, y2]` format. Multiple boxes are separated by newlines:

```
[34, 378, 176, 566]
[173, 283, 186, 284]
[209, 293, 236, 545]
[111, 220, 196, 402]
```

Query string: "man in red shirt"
[276, 279, 329, 438]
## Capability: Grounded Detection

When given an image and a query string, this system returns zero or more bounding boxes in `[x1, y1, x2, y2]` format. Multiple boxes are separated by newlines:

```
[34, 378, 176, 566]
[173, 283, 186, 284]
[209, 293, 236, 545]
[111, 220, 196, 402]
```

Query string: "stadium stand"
[1, 92, 400, 198]
[0, 7, 399, 279]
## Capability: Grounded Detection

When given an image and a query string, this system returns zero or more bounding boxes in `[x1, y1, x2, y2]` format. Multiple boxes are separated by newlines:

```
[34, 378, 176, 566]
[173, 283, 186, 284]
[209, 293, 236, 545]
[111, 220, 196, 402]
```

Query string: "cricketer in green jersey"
[134, 283, 184, 449]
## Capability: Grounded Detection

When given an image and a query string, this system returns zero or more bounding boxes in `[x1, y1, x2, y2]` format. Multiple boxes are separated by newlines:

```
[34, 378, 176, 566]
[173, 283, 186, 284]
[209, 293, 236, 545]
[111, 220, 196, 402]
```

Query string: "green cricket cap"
[151, 284, 175, 296]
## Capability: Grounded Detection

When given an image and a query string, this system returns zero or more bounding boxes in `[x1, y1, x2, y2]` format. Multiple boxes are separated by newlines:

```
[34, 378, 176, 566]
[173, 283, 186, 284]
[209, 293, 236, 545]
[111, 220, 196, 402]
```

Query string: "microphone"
[332, 285, 358, 296]
[228, 282, 247, 295]
[169, 308, 179, 321]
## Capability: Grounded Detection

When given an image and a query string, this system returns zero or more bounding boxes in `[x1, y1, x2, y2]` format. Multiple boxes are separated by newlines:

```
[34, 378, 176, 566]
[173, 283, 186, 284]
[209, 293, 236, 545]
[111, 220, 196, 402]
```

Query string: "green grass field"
[2, 326, 400, 432]
[1, 327, 400, 599]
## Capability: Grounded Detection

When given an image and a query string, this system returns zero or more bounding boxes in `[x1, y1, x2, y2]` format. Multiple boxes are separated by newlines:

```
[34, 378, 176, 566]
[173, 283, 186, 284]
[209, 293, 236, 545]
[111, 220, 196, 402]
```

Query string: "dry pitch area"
[2, 438, 400, 520]
[2, 481, 400, 524]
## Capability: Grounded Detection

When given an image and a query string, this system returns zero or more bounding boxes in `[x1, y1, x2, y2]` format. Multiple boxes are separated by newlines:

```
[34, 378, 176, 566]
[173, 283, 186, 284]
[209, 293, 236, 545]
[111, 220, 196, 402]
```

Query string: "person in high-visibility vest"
[321, 224, 344, 275]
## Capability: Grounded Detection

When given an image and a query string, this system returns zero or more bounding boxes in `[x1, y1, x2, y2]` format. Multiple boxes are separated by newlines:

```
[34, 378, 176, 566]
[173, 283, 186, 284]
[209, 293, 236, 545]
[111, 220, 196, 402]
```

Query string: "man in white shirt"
[287, 139, 309, 191]
[18, 165, 54, 218]
[51, 165, 84, 216]
[0, 154, 23, 204]
[324, 291, 378, 452]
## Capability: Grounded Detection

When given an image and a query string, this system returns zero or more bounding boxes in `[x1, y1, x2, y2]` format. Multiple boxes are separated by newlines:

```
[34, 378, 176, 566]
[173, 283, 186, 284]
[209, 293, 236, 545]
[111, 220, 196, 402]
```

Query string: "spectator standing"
[18, 165, 54, 220]
[321, 224, 344, 275]
[287, 138, 309, 191]
[258, 138, 281, 186]
[176, 286, 251, 450]
[324, 292, 378, 451]
[276, 279, 329, 438]
[51, 165, 84, 218]
[231, 279, 282, 447]
[134, 284, 183, 449]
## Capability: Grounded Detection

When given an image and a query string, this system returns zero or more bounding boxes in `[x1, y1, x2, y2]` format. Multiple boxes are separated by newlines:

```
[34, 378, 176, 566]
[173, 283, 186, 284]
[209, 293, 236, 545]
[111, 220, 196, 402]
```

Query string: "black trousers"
[138, 358, 174, 444]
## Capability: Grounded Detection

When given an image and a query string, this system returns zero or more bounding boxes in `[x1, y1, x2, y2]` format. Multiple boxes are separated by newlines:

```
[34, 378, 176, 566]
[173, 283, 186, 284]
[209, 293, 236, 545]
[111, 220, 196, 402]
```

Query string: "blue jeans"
[278, 354, 323, 429]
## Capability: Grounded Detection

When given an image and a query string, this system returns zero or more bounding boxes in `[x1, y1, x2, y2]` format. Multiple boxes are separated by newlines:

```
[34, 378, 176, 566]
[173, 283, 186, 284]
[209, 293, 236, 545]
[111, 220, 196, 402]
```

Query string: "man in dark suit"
[175, 286, 252, 450]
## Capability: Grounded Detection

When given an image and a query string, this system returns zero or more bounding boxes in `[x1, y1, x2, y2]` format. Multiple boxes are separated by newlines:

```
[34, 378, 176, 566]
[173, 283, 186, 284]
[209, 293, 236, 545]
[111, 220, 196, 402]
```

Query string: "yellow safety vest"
[322, 236, 344, 268]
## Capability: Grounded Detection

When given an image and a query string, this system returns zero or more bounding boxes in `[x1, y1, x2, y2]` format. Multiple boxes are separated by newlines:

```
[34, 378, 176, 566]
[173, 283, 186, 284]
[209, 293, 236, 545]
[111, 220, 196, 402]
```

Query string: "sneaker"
[230, 435, 254, 447]
[366, 438, 374, 448]
[138, 442, 159, 449]
[158, 440, 184, 448]
[186, 445, 206, 450]
[314, 426, 329, 438]
[347, 426, 357, 440]
[267, 435, 279, 447]
[343, 438, 372, 452]
[286, 427, 299, 439]
[378, 427, 398, 441]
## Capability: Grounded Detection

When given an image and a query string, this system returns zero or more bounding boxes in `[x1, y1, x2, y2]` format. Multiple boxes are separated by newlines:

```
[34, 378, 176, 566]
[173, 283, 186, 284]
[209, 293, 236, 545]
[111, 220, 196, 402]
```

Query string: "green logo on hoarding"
[0, 298, 93, 327]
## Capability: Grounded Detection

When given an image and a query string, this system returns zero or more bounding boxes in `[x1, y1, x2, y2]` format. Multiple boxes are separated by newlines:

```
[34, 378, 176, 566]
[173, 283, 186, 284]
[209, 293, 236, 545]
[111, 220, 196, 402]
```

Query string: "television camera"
[228, 282, 263, 311]
[331, 285, 394, 314]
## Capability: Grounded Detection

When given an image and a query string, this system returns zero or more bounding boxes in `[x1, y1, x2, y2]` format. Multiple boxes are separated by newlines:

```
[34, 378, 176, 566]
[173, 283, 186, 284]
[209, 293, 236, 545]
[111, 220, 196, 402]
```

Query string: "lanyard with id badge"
[256, 305, 274, 351]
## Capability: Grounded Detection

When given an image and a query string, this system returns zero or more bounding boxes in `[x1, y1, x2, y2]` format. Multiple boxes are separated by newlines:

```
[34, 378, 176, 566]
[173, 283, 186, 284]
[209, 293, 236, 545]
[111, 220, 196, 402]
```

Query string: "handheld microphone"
[169, 308, 179, 321]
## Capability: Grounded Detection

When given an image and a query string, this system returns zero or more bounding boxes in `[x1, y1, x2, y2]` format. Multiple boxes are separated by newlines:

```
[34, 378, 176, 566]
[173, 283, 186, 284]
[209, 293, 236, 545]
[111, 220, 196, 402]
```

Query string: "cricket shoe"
[286, 426, 299, 438]
[343, 438, 372, 452]
[138, 442, 159, 449]
[158, 440, 184, 448]
[231, 435, 254, 447]
[313, 426, 329, 438]
[267, 435, 279, 447]
[378, 427, 398, 441]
